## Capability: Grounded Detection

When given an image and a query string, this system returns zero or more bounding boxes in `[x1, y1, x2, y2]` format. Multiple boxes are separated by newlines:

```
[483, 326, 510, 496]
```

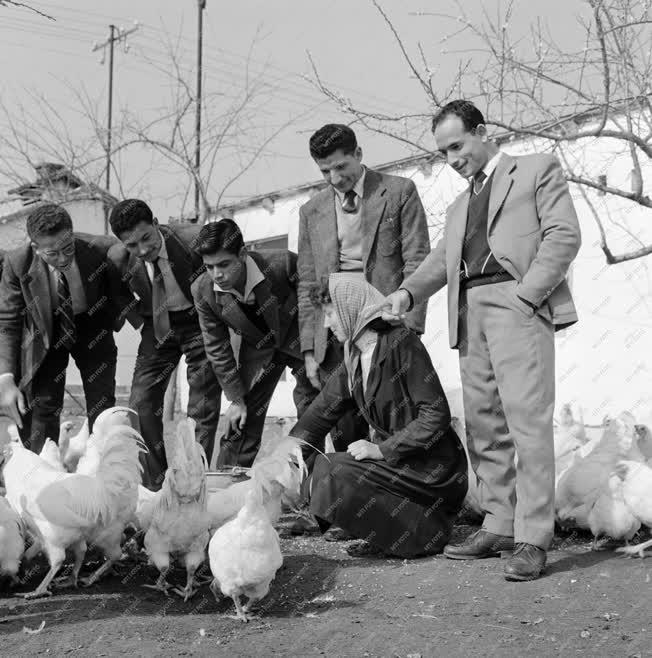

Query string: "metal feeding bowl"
[205, 466, 251, 492]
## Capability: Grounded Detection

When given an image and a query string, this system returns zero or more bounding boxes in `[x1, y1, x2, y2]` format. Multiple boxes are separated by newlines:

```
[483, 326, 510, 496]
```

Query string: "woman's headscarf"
[328, 273, 387, 391]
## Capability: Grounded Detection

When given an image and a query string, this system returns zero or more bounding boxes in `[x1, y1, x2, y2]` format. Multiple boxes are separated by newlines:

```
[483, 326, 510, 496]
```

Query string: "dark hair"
[308, 278, 331, 307]
[309, 124, 358, 159]
[109, 199, 154, 237]
[196, 218, 244, 256]
[26, 203, 73, 240]
[432, 100, 486, 134]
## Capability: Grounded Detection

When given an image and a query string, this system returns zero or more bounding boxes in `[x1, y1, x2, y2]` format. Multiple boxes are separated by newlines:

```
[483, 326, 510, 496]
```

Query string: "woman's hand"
[347, 440, 384, 461]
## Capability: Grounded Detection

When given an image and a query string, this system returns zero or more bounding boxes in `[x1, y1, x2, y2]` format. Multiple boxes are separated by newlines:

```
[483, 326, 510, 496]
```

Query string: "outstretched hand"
[347, 440, 383, 461]
[381, 289, 411, 323]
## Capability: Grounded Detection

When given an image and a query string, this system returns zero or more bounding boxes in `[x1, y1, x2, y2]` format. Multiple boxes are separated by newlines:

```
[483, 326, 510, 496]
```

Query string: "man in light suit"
[385, 100, 581, 581]
[192, 219, 315, 467]
[0, 204, 125, 453]
[108, 200, 221, 489]
[298, 123, 431, 453]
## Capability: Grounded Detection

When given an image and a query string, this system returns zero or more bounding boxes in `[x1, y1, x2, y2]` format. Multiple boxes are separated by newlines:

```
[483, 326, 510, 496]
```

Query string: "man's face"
[33, 229, 75, 271]
[434, 115, 490, 179]
[323, 303, 347, 343]
[118, 220, 162, 262]
[202, 248, 246, 291]
[314, 147, 364, 193]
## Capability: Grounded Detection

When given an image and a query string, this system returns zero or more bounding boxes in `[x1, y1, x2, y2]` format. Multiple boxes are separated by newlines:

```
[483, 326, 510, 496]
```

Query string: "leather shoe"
[443, 529, 514, 560]
[504, 543, 547, 581]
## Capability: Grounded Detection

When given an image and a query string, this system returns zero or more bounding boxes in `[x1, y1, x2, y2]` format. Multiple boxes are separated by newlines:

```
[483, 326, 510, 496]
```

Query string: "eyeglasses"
[36, 242, 76, 259]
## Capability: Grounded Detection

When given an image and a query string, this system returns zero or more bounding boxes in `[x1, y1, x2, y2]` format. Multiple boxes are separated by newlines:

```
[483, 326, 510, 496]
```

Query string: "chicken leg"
[53, 540, 86, 589]
[18, 546, 66, 599]
[617, 538, 652, 558]
[231, 594, 249, 622]
[143, 567, 173, 596]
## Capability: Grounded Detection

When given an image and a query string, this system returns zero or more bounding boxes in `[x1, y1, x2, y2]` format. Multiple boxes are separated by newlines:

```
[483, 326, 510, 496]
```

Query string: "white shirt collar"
[475, 150, 503, 182]
[334, 166, 367, 201]
[213, 254, 265, 303]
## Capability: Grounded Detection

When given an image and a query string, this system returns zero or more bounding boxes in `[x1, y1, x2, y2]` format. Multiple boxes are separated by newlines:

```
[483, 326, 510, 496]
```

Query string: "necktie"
[473, 170, 487, 195]
[150, 259, 171, 343]
[341, 190, 357, 213]
[56, 270, 76, 350]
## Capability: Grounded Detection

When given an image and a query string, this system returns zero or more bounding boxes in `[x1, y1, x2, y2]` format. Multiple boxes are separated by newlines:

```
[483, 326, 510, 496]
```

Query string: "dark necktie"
[472, 170, 487, 195]
[150, 258, 171, 343]
[341, 190, 357, 213]
[56, 270, 76, 350]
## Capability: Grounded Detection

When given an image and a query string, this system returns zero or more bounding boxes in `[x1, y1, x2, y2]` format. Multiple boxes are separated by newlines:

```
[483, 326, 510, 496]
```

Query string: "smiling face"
[32, 229, 76, 271]
[202, 248, 247, 292]
[434, 114, 492, 179]
[314, 147, 364, 194]
[322, 303, 347, 343]
[117, 219, 163, 262]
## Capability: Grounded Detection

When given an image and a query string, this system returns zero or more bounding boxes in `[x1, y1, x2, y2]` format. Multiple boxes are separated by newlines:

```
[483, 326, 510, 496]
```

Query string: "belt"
[460, 271, 515, 290]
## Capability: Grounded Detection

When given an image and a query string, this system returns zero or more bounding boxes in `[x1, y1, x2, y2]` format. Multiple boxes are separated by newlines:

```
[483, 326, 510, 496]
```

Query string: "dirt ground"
[1, 416, 650, 657]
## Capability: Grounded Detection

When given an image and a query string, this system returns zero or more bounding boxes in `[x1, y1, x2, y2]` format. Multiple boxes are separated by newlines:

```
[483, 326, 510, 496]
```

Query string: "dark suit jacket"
[107, 223, 205, 328]
[404, 153, 581, 348]
[0, 233, 124, 392]
[291, 327, 467, 485]
[297, 168, 431, 364]
[191, 250, 302, 402]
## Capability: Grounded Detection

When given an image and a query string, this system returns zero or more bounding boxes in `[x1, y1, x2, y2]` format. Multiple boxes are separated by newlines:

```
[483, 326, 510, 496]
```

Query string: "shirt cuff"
[399, 288, 414, 312]
[0, 373, 15, 382]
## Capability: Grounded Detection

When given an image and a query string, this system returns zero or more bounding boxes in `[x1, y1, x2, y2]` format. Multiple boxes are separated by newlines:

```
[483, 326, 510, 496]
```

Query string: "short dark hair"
[432, 100, 486, 134]
[309, 124, 358, 159]
[196, 218, 244, 256]
[109, 199, 154, 237]
[26, 203, 73, 240]
[308, 278, 331, 307]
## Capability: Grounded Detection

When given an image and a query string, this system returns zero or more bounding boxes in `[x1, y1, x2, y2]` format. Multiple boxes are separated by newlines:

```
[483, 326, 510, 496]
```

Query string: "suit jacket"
[297, 168, 431, 364]
[191, 250, 302, 402]
[107, 223, 205, 328]
[0, 233, 124, 391]
[403, 153, 582, 348]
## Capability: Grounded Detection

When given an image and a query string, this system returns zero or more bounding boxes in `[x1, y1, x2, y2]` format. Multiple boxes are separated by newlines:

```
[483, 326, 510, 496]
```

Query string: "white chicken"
[2, 417, 146, 598]
[39, 439, 65, 472]
[142, 418, 209, 601]
[0, 495, 24, 587]
[587, 473, 640, 549]
[207, 436, 307, 531]
[615, 460, 652, 558]
[556, 412, 645, 528]
[554, 403, 588, 485]
[59, 419, 89, 472]
[208, 485, 283, 622]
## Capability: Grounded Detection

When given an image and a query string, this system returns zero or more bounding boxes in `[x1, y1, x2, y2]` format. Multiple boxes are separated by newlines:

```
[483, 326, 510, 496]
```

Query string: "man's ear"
[355, 145, 363, 161]
[238, 245, 247, 260]
[475, 124, 488, 142]
[152, 216, 160, 228]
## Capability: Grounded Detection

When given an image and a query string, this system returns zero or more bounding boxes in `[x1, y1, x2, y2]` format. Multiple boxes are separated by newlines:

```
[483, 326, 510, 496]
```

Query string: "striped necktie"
[472, 170, 487, 195]
[150, 258, 171, 343]
[56, 270, 76, 350]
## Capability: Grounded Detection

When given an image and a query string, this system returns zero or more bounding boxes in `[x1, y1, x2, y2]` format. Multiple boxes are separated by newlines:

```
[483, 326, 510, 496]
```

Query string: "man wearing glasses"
[0, 203, 126, 453]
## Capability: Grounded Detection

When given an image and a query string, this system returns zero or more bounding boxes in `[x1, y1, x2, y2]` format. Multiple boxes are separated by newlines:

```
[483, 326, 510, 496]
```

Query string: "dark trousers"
[216, 351, 317, 468]
[130, 311, 221, 490]
[20, 314, 117, 454]
[318, 335, 369, 450]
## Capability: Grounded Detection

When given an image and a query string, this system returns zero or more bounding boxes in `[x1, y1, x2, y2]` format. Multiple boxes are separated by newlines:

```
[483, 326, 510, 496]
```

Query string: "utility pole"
[195, 0, 206, 222]
[93, 22, 138, 233]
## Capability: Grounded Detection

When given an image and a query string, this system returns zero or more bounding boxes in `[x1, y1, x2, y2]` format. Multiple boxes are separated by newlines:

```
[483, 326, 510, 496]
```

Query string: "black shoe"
[504, 543, 547, 581]
[443, 529, 514, 560]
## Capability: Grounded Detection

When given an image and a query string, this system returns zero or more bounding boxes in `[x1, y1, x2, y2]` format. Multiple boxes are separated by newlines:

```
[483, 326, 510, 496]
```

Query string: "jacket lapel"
[26, 252, 53, 345]
[487, 155, 516, 234]
[162, 226, 195, 301]
[310, 190, 340, 273]
[447, 191, 470, 273]
[218, 293, 265, 339]
[360, 170, 387, 269]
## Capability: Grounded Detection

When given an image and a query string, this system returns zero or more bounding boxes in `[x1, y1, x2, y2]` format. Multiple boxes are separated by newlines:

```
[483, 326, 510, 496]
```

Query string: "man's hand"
[304, 351, 321, 391]
[0, 375, 26, 428]
[225, 399, 247, 432]
[382, 288, 411, 323]
[347, 439, 384, 461]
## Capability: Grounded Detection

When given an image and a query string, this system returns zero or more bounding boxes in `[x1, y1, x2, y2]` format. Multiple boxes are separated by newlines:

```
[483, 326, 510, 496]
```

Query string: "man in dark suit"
[0, 203, 124, 453]
[192, 219, 315, 467]
[107, 199, 221, 489]
[385, 100, 581, 581]
[298, 124, 431, 453]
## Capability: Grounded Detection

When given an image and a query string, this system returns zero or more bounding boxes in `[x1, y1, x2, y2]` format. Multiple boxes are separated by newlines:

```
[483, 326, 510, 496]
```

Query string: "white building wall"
[211, 131, 652, 426]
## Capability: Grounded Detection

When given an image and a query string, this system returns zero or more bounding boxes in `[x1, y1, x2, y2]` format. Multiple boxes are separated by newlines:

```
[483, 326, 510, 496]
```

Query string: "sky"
[0, 0, 586, 219]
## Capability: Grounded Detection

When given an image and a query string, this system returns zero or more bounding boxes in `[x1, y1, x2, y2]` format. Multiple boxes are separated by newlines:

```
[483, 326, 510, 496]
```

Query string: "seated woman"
[290, 273, 468, 558]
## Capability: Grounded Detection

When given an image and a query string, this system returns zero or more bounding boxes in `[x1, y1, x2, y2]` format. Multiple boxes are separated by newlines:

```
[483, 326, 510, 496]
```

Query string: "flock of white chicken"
[553, 404, 652, 555]
[0, 408, 308, 622]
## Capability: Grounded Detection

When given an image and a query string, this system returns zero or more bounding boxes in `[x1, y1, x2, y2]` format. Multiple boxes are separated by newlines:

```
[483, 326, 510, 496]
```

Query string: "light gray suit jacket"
[403, 153, 581, 348]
